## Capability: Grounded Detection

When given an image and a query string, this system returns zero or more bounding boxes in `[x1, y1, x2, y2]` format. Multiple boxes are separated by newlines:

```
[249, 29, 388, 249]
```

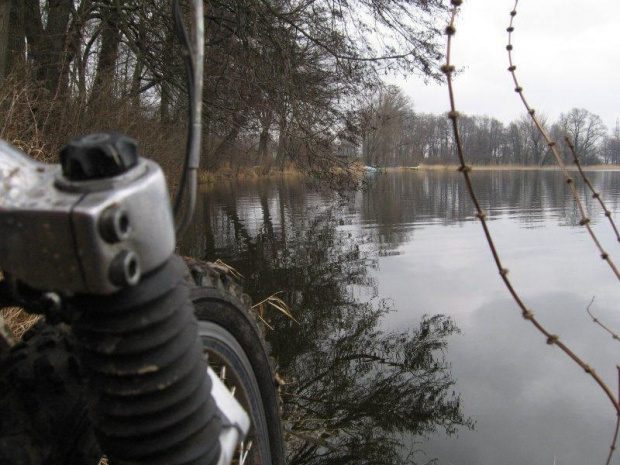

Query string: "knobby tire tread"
[185, 258, 286, 465]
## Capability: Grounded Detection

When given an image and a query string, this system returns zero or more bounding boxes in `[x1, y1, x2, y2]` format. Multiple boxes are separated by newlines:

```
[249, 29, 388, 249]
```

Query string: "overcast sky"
[394, 0, 620, 131]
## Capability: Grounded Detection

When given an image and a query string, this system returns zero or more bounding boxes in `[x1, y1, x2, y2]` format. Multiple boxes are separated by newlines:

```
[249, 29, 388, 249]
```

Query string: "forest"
[1, 1, 617, 183]
[0, 0, 448, 181]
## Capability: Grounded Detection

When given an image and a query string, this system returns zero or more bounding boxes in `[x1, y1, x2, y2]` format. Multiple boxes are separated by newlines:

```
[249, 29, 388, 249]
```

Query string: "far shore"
[196, 162, 620, 185]
[394, 164, 620, 172]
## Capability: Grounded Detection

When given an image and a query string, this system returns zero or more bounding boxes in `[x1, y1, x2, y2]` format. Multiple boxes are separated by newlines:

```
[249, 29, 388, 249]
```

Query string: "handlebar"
[0, 135, 175, 295]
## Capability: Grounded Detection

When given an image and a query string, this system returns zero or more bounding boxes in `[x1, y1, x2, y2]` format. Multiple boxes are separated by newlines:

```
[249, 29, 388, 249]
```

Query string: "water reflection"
[181, 181, 473, 463]
[355, 170, 620, 252]
[180, 170, 620, 464]
[183, 171, 620, 260]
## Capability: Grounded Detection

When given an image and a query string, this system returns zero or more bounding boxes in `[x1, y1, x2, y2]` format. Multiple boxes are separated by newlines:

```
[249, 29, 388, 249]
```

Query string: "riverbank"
[197, 163, 304, 184]
[197, 161, 370, 185]
[414, 164, 620, 172]
[196, 162, 620, 185]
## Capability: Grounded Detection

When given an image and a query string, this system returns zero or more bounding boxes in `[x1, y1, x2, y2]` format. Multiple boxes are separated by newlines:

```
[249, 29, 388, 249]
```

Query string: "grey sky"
[394, 0, 620, 131]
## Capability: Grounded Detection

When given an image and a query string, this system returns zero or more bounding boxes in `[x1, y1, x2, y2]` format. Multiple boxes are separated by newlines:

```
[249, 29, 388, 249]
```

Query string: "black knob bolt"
[60, 132, 139, 181]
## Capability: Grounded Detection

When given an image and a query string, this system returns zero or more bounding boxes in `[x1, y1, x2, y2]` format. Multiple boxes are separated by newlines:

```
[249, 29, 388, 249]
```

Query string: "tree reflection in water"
[282, 310, 472, 465]
[182, 184, 473, 464]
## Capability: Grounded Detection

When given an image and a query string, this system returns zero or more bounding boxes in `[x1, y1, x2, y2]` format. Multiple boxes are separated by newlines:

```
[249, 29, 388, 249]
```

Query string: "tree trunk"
[210, 111, 247, 171]
[201, 111, 213, 168]
[0, 0, 10, 85]
[66, 0, 91, 103]
[7, 0, 24, 74]
[160, 26, 174, 123]
[91, 1, 121, 100]
[258, 121, 271, 165]
[130, 55, 142, 107]
[160, 82, 170, 123]
[275, 115, 288, 168]
[24, 0, 72, 97]
[0, 0, 24, 83]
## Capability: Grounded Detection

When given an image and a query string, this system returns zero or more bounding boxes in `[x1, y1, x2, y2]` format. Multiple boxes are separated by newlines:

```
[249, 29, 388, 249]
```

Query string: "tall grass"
[0, 67, 186, 187]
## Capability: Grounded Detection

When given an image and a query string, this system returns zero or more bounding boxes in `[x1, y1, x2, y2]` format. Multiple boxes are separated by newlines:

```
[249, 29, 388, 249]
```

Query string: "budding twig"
[504, 2, 620, 462]
[444, 5, 620, 463]
[505, 0, 620, 282]
[608, 367, 620, 465]
[586, 297, 620, 344]
[564, 137, 620, 244]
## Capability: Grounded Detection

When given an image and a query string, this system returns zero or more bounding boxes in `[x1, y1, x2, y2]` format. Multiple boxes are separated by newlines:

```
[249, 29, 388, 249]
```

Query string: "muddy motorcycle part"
[0, 321, 101, 465]
[0, 258, 285, 465]
[69, 255, 223, 465]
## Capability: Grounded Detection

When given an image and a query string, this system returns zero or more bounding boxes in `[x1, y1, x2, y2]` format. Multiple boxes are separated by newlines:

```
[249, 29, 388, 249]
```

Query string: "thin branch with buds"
[564, 137, 620, 243]
[505, 0, 620, 282]
[443, 2, 620, 463]
[609, 367, 620, 465]
[586, 297, 620, 344]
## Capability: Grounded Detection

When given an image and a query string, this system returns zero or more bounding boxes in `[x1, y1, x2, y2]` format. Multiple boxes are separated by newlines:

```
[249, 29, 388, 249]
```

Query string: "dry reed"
[0, 307, 40, 341]
[0, 271, 41, 341]
[252, 292, 298, 329]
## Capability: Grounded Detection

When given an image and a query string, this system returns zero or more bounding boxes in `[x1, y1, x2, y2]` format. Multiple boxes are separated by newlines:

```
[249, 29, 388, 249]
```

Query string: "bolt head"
[99, 205, 131, 244]
[109, 250, 141, 287]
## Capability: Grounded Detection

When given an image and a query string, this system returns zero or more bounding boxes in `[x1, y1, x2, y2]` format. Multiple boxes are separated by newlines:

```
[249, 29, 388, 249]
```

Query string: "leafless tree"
[557, 108, 607, 164]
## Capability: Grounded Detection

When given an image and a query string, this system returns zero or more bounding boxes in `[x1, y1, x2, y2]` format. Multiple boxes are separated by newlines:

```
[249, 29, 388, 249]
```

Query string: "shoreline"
[393, 164, 620, 172]
[197, 163, 620, 185]
[197, 165, 304, 184]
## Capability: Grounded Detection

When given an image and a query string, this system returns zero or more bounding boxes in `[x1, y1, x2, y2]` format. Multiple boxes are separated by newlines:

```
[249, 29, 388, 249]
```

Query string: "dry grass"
[578, 164, 620, 171]
[198, 163, 305, 185]
[0, 69, 186, 188]
[0, 307, 41, 341]
[0, 271, 41, 341]
[197, 163, 620, 181]
[252, 292, 297, 330]
[212, 259, 244, 280]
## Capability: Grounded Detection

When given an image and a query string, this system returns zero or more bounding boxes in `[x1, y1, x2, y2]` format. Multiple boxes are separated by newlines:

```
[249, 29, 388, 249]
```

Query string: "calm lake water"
[181, 170, 620, 465]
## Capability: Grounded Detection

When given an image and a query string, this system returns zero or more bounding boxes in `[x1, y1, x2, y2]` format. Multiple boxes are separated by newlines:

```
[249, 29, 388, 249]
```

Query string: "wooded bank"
[0, 0, 447, 187]
[1, 1, 617, 188]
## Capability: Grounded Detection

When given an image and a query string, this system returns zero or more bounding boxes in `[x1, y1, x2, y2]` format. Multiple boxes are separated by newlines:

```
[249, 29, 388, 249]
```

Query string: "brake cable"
[172, 0, 204, 240]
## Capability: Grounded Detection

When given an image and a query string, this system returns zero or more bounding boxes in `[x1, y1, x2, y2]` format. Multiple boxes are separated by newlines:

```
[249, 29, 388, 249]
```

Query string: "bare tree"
[558, 108, 607, 164]
[90, 0, 122, 99]
[361, 87, 415, 166]
[602, 120, 620, 165]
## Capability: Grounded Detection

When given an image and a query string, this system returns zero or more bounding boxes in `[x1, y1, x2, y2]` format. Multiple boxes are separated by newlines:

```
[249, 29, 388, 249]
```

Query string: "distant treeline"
[361, 87, 620, 167]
